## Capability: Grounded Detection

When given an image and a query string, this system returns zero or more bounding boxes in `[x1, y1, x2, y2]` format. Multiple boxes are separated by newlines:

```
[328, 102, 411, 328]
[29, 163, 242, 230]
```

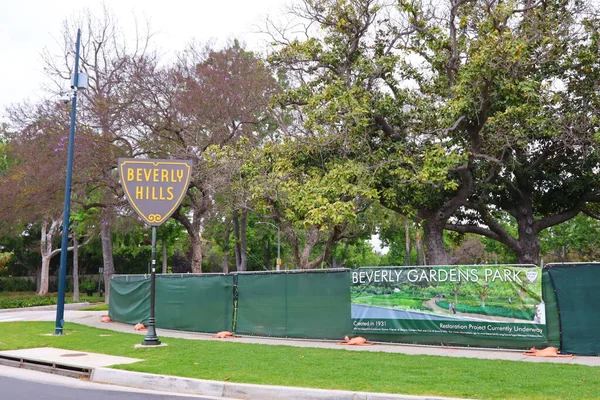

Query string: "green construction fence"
[109, 265, 597, 354]
[234, 269, 351, 339]
[108, 275, 150, 325]
[544, 263, 600, 355]
[109, 269, 352, 340]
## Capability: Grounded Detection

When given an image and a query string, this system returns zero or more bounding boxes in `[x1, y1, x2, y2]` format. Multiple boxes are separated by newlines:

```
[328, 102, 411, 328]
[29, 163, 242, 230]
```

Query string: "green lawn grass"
[0, 292, 104, 309]
[0, 321, 597, 400]
[76, 303, 108, 311]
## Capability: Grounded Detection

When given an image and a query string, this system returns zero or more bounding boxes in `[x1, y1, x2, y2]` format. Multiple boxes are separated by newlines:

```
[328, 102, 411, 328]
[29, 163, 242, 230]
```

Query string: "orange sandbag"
[134, 322, 147, 331]
[337, 335, 373, 346]
[212, 331, 234, 338]
[522, 347, 572, 357]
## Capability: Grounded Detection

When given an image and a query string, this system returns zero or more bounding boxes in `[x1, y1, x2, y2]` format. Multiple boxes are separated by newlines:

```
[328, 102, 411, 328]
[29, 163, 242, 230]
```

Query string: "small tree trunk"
[101, 219, 115, 303]
[190, 234, 203, 273]
[221, 223, 231, 273]
[72, 231, 80, 302]
[239, 209, 248, 271]
[415, 228, 425, 266]
[38, 219, 61, 296]
[404, 219, 412, 266]
[223, 253, 229, 274]
[264, 239, 272, 270]
[233, 210, 241, 270]
[162, 240, 167, 274]
[38, 256, 51, 296]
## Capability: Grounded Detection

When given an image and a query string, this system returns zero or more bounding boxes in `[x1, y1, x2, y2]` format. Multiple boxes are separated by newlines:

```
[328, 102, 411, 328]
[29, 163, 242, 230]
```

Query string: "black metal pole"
[55, 28, 81, 335]
[142, 225, 161, 345]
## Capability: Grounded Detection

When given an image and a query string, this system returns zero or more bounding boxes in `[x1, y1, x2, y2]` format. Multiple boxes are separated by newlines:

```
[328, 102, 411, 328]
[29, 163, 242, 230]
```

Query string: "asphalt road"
[0, 366, 226, 400]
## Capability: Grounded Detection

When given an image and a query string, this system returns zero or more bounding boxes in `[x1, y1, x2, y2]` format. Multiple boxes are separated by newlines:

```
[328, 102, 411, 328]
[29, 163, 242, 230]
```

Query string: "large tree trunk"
[101, 218, 115, 303]
[516, 225, 541, 265]
[419, 210, 449, 265]
[72, 231, 80, 302]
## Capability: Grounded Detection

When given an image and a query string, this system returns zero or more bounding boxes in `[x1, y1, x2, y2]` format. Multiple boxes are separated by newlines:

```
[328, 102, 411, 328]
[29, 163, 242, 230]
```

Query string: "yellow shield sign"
[118, 158, 193, 226]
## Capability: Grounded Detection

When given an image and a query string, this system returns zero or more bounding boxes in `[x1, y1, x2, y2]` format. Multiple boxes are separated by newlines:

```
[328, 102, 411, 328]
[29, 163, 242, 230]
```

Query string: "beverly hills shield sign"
[118, 158, 193, 226]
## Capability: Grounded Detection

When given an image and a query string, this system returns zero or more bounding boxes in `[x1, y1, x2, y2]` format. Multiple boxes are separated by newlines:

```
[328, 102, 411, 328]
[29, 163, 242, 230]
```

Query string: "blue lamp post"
[55, 29, 87, 335]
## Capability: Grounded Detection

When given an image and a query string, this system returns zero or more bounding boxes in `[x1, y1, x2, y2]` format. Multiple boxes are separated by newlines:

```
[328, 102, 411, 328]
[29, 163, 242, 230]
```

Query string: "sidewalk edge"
[91, 367, 469, 400]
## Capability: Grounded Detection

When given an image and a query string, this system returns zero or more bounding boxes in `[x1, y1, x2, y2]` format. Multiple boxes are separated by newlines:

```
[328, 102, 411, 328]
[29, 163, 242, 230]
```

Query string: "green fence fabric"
[541, 268, 560, 348]
[109, 278, 150, 325]
[546, 263, 600, 355]
[235, 270, 352, 339]
[155, 275, 233, 332]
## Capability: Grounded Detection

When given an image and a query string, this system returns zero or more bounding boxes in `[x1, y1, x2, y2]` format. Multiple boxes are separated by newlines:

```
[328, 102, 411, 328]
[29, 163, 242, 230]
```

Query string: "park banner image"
[351, 265, 547, 342]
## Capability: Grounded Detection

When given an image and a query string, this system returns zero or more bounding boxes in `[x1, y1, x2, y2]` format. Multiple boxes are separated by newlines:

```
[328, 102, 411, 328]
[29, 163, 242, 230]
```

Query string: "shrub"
[0, 277, 36, 292]
[79, 280, 97, 293]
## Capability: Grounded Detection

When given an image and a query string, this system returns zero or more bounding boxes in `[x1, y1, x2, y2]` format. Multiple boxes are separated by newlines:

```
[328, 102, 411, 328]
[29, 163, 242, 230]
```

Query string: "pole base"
[141, 337, 162, 346]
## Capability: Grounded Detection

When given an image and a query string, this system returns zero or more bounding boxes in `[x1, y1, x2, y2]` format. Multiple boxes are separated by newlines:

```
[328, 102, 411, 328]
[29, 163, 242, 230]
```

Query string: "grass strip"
[0, 292, 104, 309]
[76, 303, 109, 311]
[0, 322, 597, 400]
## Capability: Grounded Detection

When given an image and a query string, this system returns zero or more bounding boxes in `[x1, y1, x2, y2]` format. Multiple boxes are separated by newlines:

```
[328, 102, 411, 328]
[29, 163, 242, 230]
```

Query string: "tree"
[131, 41, 277, 273]
[267, 0, 474, 265]
[42, 9, 158, 300]
[441, 0, 600, 264]
[270, 0, 600, 265]
[245, 139, 377, 269]
[0, 98, 90, 294]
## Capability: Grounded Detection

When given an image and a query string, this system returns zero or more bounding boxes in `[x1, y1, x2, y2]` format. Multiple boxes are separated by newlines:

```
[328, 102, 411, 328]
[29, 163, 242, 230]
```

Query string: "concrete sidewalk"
[1, 306, 599, 400]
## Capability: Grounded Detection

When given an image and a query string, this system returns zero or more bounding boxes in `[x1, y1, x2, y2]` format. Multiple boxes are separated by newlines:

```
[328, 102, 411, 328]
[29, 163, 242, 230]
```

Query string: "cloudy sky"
[0, 0, 288, 118]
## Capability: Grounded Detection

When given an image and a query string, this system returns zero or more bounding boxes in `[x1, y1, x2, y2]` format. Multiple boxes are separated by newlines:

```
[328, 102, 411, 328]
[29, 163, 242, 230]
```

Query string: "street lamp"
[55, 29, 88, 335]
[257, 221, 281, 270]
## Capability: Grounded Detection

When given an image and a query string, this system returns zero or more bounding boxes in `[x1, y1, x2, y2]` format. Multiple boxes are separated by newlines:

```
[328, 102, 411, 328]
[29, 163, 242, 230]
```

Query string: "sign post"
[118, 158, 192, 346]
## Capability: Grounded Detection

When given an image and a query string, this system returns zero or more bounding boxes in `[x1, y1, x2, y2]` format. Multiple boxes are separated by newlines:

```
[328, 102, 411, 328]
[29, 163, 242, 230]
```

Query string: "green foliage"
[78, 280, 98, 292]
[540, 214, 600, 262]
[0, 251, 13, 275]
[0, 292, 104, 309]
[0, 277, 36, 292]
[0, 295, 56, 309]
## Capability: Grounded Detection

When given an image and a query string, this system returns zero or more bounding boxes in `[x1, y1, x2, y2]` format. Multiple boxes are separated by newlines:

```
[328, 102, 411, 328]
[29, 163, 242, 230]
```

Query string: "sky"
[0, 0, 390, 255]
[0, 0, 288, 118]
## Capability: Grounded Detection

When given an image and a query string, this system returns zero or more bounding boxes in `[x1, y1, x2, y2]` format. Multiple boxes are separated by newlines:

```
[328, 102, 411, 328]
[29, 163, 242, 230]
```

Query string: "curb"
[91, 367, 470, 400]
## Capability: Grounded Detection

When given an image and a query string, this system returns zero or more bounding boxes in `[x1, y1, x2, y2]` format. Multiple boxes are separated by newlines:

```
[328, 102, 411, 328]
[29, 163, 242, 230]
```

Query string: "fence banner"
[351, 265, 547, 343]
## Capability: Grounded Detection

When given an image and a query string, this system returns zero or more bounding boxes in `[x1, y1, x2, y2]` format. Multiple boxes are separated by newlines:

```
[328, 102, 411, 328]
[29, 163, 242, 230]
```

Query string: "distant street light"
[258, 221, 281, 270]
